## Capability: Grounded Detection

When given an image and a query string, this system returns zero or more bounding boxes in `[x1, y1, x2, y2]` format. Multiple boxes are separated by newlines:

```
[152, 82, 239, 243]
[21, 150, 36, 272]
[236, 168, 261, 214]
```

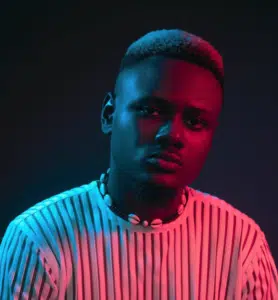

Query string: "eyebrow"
[135, 96, 212, 114]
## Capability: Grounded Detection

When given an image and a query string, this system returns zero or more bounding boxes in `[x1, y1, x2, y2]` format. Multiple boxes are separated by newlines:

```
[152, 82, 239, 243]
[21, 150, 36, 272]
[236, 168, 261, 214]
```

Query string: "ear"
[101, 92, 115, 135]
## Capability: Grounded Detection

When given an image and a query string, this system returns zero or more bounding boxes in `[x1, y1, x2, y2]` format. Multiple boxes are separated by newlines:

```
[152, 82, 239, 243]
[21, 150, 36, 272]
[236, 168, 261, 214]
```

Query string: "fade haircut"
[118, 29, 224, 89]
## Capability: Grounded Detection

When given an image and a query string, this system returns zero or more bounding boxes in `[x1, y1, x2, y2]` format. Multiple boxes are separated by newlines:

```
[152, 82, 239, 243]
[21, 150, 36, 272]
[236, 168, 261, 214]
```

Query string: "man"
[0, 29, 277, 299]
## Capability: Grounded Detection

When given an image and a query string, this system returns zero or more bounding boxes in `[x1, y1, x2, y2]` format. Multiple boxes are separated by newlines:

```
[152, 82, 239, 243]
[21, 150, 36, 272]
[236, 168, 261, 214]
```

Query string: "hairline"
[114, 54, 224, 97]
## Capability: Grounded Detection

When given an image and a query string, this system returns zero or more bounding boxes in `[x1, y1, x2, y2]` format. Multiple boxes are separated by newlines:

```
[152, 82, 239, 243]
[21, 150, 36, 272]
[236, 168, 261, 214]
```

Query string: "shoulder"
[189, 187, 267, 263]
[190, 187, 262, 232]
[0, 180, 100, 287]
[13, 180, 98, 227]
[4, 180, 99, 251]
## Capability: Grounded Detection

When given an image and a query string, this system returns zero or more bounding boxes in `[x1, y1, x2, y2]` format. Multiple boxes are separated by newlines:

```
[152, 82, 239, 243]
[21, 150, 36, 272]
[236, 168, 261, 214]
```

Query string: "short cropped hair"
[119, 29, 224, 88]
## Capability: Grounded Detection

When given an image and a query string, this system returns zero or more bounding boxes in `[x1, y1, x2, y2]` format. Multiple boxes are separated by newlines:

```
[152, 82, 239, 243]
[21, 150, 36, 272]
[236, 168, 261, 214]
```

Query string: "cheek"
[137, 119, 159, 144]
[111, 112, 133, 150]
[117, 110, 132, 127]
[114, 112, 158, 146]
[189, 132, 213, 158]
[114, 111, 136, 140]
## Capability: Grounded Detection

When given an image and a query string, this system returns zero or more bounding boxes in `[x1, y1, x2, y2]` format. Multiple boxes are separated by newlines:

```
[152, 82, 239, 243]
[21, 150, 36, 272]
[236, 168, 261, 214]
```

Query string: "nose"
[155, 117, 184, 149]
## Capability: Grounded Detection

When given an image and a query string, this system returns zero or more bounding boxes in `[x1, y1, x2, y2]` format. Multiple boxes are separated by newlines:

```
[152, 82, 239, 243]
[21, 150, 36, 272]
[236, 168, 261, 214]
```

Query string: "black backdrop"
[1, 3, 278, 264]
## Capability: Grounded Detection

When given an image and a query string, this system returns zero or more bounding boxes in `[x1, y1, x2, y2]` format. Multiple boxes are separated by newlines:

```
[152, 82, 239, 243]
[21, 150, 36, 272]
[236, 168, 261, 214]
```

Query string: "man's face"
[105, 56, 222, 189]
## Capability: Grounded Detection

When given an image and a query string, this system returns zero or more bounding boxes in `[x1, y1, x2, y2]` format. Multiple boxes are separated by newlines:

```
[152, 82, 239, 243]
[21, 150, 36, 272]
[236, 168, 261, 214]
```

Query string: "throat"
[100, 170, 188, 224]
[128, 186, 184, 221]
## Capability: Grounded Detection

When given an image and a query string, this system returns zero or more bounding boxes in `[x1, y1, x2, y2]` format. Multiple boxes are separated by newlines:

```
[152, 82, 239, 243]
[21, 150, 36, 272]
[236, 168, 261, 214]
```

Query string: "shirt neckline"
[91, 180, 196, 234]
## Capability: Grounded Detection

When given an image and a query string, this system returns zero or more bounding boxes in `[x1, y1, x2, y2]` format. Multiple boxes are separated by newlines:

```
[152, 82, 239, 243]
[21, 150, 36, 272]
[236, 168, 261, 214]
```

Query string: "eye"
[185, 117, 208, 131]
[137, 105, 161, 117]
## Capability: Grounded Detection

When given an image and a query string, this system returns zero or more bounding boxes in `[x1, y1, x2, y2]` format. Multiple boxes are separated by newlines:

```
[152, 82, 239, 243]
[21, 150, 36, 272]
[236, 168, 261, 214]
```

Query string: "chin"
[142, 172, 184, 189]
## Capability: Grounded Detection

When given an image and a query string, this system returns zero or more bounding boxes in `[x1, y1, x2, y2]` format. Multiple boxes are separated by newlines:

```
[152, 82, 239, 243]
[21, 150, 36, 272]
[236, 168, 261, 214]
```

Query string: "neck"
[106, 166, 185, 221]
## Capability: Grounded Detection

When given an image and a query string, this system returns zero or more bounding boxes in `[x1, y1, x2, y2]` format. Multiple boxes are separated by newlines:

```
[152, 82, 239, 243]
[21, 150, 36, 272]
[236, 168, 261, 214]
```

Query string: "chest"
[63, 221, 242, 300]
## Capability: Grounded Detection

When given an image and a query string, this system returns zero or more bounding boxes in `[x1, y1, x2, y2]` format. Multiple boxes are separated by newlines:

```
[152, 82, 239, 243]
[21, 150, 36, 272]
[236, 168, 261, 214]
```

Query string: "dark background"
[1, 3, 277, 264]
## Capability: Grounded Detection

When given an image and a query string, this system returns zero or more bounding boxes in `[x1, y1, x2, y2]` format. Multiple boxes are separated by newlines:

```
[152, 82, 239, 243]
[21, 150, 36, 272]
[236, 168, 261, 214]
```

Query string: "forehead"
[116, 56, 223, 114]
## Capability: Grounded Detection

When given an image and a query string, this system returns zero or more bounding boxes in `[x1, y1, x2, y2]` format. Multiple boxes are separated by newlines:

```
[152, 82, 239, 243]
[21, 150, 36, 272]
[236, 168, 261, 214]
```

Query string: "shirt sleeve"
[0, 221, 59, 299]
[241, 232, 278, 299]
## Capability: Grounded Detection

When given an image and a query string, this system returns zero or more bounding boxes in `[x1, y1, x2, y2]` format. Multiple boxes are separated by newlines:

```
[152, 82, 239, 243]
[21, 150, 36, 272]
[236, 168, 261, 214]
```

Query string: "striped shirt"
[0, 180, 277, 299]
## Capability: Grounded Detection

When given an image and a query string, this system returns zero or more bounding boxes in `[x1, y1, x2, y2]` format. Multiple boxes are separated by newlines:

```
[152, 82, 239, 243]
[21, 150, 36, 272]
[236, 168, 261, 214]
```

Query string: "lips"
[148, 151, 183, 166]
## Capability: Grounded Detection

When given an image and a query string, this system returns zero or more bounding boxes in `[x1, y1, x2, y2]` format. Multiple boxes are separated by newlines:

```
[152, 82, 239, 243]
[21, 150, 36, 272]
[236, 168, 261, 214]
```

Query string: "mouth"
[145, 152, 183, 172]
[149, 152, 183, 165]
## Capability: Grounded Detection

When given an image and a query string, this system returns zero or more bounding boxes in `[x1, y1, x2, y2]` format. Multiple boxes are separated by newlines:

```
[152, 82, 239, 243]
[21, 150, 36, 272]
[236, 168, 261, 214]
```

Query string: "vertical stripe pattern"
[0, 181, 277, 299]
